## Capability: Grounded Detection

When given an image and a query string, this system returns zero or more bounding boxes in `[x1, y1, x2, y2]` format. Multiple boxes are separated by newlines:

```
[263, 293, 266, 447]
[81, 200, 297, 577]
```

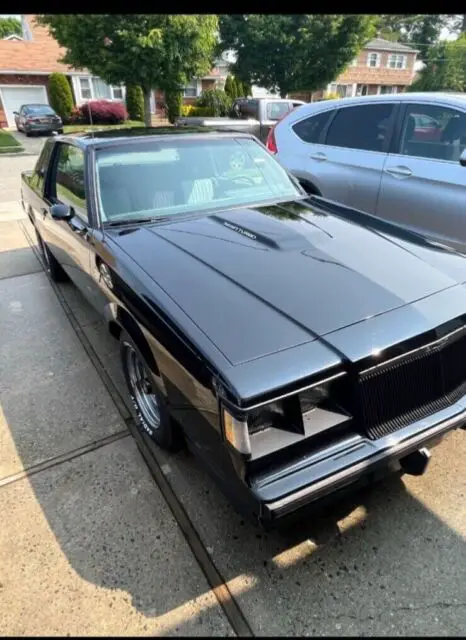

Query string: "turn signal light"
[222, 408, 251, 455]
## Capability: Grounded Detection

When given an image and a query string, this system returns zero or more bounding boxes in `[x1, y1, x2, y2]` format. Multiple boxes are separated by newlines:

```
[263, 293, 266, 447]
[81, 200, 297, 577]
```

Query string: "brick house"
[292, 38, 418, 102]
[0, 15, 228, 127]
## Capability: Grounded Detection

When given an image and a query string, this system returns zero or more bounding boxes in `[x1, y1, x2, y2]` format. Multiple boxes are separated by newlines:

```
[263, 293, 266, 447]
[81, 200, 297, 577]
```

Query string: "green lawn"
[0, 130, 24, 153]
[63, 120, 144, 134]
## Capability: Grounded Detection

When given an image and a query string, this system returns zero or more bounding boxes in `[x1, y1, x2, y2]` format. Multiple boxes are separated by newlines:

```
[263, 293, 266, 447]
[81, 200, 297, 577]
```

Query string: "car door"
[41, 142, 100, 305]
[15, 105, 25, 129]
[318, 101, 399, 212]
[283, 101, 398, 212]
[376, 101, 466, 252]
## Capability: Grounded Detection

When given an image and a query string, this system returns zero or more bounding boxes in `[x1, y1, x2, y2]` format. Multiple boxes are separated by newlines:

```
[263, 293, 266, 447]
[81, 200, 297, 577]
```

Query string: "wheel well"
[112, 307, 160, 377]
[299, 179, 321, 196]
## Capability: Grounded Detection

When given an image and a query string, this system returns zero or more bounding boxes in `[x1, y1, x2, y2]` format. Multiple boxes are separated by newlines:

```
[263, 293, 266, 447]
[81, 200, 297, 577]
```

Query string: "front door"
[376, 101, 466, 252]
[41, 142, 99, 306]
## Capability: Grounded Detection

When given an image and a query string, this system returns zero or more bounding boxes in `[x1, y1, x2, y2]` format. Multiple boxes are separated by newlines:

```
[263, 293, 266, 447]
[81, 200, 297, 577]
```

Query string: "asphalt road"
[0, 154, 465, 636]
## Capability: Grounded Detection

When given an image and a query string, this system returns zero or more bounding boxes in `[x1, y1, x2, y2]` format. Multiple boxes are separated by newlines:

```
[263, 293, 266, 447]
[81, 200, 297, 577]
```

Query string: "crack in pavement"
[309, 600, 466, 624]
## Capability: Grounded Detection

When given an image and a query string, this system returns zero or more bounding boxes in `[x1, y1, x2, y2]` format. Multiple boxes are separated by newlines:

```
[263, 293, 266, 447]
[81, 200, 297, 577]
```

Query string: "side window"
[53, 144, 88, 220]
[30, 140, 54, 192]
[246, 100, 259, 119]
[398, 104, 466, 162]
[292, 109, 335, 144]
[325, 103, 395, 152]
[266, 101, 292, 121]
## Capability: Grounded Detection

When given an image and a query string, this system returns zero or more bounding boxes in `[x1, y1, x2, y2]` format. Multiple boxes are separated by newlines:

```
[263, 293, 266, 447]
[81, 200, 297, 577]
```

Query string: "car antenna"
[87, 100, 94, 139]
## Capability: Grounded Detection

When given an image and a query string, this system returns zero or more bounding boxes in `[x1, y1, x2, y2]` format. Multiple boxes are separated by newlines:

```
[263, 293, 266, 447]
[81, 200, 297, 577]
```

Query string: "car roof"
[59, 126, 258, 149]
[302, 92, 466, 109]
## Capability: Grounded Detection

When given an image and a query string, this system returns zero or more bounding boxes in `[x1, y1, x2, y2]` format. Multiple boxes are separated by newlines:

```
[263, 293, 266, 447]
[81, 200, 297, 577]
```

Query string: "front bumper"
[251, 399, 466, 523]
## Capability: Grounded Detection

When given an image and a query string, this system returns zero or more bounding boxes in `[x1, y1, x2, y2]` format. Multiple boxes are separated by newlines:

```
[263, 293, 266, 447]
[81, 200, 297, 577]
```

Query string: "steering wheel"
[231, 175, 256, 186]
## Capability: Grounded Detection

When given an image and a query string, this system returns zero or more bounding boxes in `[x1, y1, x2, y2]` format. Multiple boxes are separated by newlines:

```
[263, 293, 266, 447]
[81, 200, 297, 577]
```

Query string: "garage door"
[0, 86, 49, 127]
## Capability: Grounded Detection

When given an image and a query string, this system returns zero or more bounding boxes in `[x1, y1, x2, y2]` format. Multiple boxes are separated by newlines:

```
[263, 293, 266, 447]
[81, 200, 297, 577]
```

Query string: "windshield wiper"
[104, 216, 172, 228]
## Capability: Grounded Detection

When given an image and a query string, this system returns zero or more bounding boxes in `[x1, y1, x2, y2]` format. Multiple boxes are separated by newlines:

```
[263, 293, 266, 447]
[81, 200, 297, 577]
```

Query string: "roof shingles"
[0, 15, 84, 74]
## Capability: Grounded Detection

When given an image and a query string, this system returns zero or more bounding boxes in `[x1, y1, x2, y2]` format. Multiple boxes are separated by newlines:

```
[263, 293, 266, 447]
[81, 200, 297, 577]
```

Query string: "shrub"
[236, 80, 245, 98]
[323, 91, 340, 100]
[196, 89, 231, 117]
[165, 90, 183, 124]
[73, 100, 128, 125]
[181, 104, 215, 117]
[48, 72, 74, 122]
[224, 75, 235, 99]
[125, 84, 144, 121]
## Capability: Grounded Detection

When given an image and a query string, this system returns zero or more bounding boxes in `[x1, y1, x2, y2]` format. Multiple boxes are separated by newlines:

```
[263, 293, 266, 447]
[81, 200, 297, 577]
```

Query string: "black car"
[20, 128, 466, 527]
[14, 103, 63, 137]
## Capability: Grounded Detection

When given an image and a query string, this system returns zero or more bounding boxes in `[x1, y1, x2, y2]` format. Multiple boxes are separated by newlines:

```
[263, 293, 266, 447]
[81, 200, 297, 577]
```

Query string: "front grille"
[358, 325, 466, 439]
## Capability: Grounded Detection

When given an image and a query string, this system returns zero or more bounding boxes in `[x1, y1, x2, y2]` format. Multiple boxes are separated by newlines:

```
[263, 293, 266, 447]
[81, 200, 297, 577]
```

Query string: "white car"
[268, 92, 466, 253]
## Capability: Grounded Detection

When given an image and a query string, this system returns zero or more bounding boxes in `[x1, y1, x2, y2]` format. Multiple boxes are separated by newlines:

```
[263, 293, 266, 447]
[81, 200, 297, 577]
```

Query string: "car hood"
[108, 199, 466, 366]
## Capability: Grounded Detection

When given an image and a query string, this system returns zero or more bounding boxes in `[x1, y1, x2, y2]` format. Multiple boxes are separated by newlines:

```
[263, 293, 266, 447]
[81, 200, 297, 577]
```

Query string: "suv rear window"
[292, 110, 335, 144]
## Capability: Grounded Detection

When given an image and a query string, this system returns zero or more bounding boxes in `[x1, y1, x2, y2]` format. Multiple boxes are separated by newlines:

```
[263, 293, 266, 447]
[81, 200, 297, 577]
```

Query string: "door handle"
[385, 166, 413, 178]
[310, 152, 328, 161]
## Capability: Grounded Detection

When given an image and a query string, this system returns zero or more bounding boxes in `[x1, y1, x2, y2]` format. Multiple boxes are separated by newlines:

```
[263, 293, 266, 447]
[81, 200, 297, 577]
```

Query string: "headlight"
[222, 408, 251, 455]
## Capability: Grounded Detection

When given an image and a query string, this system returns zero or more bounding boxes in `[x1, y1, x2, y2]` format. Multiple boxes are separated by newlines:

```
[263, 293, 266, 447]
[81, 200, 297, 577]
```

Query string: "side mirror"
[460, 149, 466, 167]
[50, 203, 73, 220]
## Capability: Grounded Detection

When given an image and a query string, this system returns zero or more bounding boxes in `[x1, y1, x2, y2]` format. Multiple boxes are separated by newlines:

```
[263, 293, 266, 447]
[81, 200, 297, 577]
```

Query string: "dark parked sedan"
[14, 103, 63, 136]
[20, 127, 466, 527]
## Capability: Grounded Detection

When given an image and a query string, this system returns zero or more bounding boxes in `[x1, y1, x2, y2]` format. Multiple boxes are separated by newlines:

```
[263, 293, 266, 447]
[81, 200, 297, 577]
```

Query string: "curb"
[0, 150, 37, 157]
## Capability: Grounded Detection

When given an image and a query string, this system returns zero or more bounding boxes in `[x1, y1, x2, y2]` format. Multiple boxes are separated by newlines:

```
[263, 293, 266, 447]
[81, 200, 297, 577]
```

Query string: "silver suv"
[270, 92, 466, 253]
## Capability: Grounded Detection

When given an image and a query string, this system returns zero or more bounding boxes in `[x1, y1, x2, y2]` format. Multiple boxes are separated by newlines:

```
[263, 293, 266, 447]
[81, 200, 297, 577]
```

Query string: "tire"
[120, 329, 181, 451]
[35, 230, 68, 282]
[300, 180, 320, 196]
[25, 130, 32, 137]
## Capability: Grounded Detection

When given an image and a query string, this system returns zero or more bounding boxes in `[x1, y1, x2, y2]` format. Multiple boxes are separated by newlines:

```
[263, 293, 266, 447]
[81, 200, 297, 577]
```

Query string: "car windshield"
[95, 137, 301, 223]
[25, 105, 55, 115]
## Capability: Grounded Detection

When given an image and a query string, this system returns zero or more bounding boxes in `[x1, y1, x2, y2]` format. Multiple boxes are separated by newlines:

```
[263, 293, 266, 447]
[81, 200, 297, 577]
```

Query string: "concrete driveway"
[10, 128, 48, 155]
[0, 154, 465, 636]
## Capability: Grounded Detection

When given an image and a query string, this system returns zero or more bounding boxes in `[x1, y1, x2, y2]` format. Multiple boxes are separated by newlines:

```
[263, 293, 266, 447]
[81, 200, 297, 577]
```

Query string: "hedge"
[48, 72, 74, 122]
[125, 84, 144, 121]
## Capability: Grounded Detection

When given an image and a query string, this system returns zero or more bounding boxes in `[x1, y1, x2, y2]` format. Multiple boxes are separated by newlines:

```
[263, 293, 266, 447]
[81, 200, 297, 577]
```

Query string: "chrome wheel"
[124, 343, 160, 430]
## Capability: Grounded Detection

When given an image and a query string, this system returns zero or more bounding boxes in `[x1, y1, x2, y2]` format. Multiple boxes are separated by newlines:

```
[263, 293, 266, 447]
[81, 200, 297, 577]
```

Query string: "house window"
[77, 77, 124, 102]
[380, 85, 398, 94]
[387, 54, 407, 70]
[183, 80, 198, 98]
[79, 77, 92, 100]
[111, 85, 124, 100]
[367, 53, 380, 68]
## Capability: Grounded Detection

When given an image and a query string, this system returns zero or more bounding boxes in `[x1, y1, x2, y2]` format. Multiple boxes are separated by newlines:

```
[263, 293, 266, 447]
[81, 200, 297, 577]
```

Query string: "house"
[291, 37, 419, 102]
[0, 15, 228, 127]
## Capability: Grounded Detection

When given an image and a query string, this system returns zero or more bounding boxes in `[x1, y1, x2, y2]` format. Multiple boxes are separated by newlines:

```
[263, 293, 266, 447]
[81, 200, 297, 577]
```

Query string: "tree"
[0, 16, 22, 39]
[377, 15, 456, 61]
[125, 84, 144, 121]
[410, 35, 466, 92]
[219, 15, 377, 97]
[37, 14, 218, 126]
[48, 72, 74, 122]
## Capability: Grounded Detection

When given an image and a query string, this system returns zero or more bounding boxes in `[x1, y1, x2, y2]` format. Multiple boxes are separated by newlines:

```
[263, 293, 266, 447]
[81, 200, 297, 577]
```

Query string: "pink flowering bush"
[71, 100, 128, 125]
